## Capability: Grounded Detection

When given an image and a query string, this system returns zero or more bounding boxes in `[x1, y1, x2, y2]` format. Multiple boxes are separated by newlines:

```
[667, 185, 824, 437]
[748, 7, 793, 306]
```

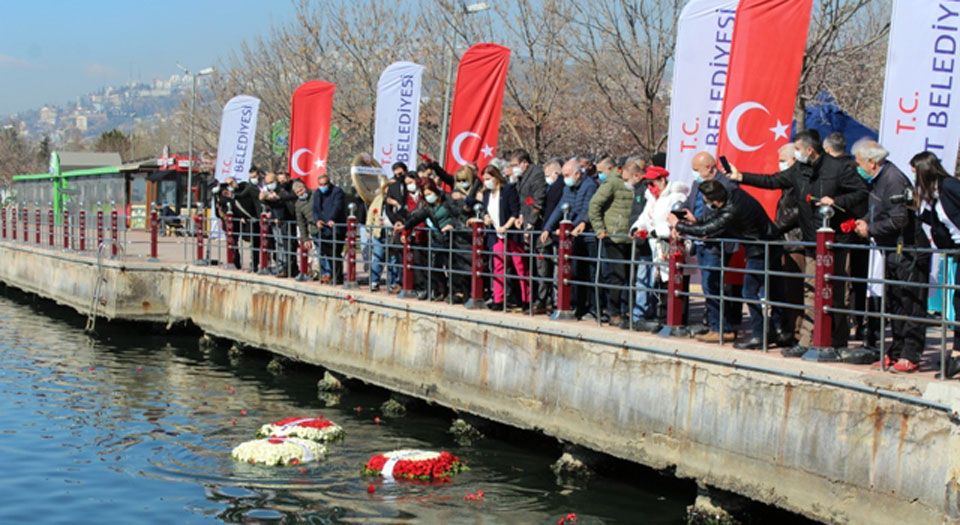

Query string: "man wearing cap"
[631, 164, 690, 328]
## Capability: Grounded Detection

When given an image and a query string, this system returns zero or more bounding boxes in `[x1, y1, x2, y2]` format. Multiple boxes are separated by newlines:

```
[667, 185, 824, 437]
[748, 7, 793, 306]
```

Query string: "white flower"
[231, 437, 326, 466]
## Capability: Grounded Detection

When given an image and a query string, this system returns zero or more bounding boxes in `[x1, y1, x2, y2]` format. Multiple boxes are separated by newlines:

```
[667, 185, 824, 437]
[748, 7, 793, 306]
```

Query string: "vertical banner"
[879, 0, 960, 177]
[444, 43, 511, 173]
[666, 0, 739, 187]
[289, 81, 336, 189]
[214, 95, 260, 183]
[717, 0, 813, 218]
[374, 61, 425, 177]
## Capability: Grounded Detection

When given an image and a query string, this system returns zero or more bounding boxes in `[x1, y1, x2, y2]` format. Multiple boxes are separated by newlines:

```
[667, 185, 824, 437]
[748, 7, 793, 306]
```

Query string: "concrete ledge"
[1, 243, 958, 524]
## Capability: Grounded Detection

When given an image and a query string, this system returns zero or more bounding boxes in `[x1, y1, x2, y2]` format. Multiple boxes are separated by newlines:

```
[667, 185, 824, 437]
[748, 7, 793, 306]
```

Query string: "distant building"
[75, 115, 88, 132]
[39, 107, 56, 126]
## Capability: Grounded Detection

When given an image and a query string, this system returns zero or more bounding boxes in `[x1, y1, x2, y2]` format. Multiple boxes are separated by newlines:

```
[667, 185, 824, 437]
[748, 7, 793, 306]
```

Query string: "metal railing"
[4, 200, 958, 380]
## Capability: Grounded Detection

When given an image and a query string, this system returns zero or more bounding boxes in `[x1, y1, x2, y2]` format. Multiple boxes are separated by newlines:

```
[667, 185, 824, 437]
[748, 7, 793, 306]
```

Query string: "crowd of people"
[207, 132, 960, 377]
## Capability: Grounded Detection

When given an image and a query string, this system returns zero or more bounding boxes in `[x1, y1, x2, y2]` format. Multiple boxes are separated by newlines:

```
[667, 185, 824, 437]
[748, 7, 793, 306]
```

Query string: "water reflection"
[0, 291, 692, 524]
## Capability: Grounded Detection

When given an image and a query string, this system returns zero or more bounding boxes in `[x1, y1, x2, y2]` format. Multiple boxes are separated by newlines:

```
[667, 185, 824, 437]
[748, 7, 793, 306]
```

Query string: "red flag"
[717, 0, 813, 218]
[444, 43, 511, 173]
[289, 81, 336, 189]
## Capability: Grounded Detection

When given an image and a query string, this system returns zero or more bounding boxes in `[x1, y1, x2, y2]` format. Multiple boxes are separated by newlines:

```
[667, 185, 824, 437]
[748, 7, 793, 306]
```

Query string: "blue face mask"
[598, 172, 608, 183]
[564, 177, 575, 187]
[857, 166, 871, 181]
[319, 185, 330, 194]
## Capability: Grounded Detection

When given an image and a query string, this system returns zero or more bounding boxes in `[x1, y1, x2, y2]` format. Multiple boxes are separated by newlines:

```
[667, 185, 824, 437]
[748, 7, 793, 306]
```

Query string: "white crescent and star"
[726, 101, 792, 152]
[451, 131, 480, 166]
[291, 147, 326, 176]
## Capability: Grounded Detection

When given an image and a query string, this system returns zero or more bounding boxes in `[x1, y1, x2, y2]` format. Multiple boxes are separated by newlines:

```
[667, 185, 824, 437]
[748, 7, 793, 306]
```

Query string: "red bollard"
[62, 209, 70, 250]
[47, 208, 54, 247]
[194, 212, 205, 264]
[21, 207, 27, 243]
[9, 206, 15, 241]
[1, 206, 7, 240]
[34, 207, 41, 245]
[551, 219, 576, 320]
[295, 239, 310, 281]
[257, 212, 270, 274]
[812, 226, 835, 350]
[224, 210, 235, 268]
[96, 206, 104, 250]
[148, 206, 159, 261]
[465, 220, 485, 309]
[110, 205, 118, 257]
[78, 210, 86, 252]
[398, 230, 416, 298]
[344, 215, 358, 289]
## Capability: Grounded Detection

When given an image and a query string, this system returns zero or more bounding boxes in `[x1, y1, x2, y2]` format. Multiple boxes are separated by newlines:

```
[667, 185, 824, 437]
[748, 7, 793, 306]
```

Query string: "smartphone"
[671, 209, 687, 219]
[719, 156, 732, 174]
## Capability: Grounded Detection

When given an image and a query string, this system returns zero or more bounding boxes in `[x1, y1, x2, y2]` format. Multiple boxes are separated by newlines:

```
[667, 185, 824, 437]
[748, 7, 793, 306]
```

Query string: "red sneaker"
[871, 355, 894, 369]
[892, 359, 919, 373]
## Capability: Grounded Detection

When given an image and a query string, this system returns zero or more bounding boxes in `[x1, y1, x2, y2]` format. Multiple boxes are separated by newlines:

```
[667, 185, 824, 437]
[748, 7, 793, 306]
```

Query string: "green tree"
[36, 135, 51, 169]
[94, 129, 132, 161]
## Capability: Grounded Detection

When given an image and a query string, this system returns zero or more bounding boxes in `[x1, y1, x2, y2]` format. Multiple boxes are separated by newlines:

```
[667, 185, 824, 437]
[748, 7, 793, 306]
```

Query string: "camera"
[890, 188, 914, 205]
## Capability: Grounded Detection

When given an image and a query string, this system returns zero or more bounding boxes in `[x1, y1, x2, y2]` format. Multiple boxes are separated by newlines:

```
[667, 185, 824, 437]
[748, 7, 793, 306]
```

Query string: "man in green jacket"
[293, 180, 316, 280]
[589, 155, 637, 328]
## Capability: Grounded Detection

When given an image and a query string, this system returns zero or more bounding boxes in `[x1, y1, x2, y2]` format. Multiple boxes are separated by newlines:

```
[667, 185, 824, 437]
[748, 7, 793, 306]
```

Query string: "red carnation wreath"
[363, 450, 467, 481]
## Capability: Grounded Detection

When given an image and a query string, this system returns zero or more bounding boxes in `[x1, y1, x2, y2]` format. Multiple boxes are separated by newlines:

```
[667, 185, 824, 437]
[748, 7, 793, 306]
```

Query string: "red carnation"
[805, 194, 813, 203]
[636, 230, 649, 240]
[525, 196, 535, 206]
[840, 218, 857, 233]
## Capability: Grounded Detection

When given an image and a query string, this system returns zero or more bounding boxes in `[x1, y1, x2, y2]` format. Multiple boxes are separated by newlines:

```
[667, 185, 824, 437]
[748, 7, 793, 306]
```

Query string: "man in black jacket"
[312, 173, 346, 284]
[233, 168, 266, 272]
[852, 140, 929, 372]
[509, 149, 548, 311]
[670, 181, 782, 349]
[261, 172, 297, 277]
[729, 130, 868, 356]
[534, 158, 565, 313]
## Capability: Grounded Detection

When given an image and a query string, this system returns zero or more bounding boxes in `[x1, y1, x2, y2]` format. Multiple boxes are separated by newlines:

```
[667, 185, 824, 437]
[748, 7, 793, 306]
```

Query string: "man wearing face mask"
[773, 143, 803, 347]
[233, 167, 266, 272]
[851, 139, 929, 373]
[216, 179, 242, 270]
[540, 158, 601, 320]
[533, 158, 566, 313]
[292, 180, 316, 280]
[589, 155, 637, 327]
[261, 172, 297, 277]
[312, 173, 346, 284]
[728, 130, 868, 358]
[683, 151, 741, 337]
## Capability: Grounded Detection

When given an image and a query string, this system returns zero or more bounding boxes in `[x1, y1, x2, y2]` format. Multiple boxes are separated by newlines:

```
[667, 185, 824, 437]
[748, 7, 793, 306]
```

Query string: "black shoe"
[837, 346, 879, 365]
[936, 357, 960, 379]
[734, 337, 767, 350]
[416, 290, 428, 300]
[487, 302, 504, 311]
[775, 334, 797, 349]
[781, 345, 807, 358]
[691, 325, 710, 336]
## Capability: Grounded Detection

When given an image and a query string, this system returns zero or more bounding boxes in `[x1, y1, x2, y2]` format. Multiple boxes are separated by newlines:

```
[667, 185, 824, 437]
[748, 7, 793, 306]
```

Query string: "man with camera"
[851, 139, 929, 373]
[668, 181, 783, 349]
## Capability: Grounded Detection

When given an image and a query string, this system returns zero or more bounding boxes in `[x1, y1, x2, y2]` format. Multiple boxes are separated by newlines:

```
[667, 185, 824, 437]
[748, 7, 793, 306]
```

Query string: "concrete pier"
[4, 240, 960, 524]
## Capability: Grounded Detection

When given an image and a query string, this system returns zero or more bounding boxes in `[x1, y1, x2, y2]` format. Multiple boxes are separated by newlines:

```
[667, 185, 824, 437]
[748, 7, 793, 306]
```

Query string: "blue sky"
[0, 0, 297, 116]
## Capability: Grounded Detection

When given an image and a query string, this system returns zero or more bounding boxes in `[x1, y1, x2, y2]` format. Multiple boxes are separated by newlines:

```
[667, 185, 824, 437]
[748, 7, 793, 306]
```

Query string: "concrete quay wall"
[2, 242, 959, 524]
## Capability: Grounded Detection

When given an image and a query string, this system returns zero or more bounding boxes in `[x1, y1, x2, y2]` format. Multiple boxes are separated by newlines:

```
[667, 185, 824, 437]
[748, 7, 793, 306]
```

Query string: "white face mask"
[484, 179, 496, 190]
[508, 174, 519, 184]
[425, 193, 438, 204]
[794, 149, 810, 164]
[512, 166, 523, 178]
[456, 181, 470, 191]
[265, 182, 277, 191]
[249, 177, 259, 185]
[692, 171, 703, 184]
[624, 181, 634, 190]
[545, 174, 557, 185]
[406, 183, 418, 193]
[778, 160, 790, 172]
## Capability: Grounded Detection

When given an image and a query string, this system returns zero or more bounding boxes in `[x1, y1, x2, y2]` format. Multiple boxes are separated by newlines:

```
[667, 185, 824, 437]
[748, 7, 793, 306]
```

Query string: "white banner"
[665, 0, 739, 186]
[373, 61, 424, 178]
[880, 0, 960, 177]
[214, 95, 260, 182]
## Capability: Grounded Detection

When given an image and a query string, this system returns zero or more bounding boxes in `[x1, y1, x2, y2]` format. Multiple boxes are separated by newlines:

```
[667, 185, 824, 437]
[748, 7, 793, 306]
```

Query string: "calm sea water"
[0, 291, 698, 524]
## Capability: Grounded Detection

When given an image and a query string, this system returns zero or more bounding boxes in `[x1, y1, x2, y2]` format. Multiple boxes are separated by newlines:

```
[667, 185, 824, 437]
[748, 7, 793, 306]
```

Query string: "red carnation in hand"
[525, 196, 535, 206]
[840, 218, 857, 233]
[636, 230, 649, 240]
[805, 194, 813, 203]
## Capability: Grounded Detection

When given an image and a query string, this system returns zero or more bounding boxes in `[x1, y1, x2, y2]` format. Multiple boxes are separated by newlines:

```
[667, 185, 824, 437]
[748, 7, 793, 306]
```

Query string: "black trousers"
[886, 253, 930, 363]
[573, 236, 598, 317]
[601, 240, 630, 317]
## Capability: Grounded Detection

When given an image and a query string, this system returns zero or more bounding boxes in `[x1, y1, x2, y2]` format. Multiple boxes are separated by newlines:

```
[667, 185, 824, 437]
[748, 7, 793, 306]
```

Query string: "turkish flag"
[289, 81, 336, 189]
[444, 43, 511, 173]
[717, 0, 813, 218]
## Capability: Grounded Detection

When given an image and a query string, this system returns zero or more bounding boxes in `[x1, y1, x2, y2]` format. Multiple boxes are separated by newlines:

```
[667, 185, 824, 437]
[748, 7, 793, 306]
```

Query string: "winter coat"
[294, 191, 317, 240]
[676, 188, 782, 259]
[631, 181, 690, 278]
[864, 162, 918, 248]
[588, 178, 635, 244]
[517, 164, 547, 231]
[542, 176, 600, 233]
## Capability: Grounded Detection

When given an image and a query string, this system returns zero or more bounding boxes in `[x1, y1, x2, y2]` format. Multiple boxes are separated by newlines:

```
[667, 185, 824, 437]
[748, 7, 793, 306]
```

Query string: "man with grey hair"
[851, 139, 929, 373]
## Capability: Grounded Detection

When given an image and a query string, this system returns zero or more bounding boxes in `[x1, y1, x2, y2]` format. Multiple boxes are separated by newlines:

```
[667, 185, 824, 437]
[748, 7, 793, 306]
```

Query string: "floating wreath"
[231, 436, 326, 466]
[363, 449, 467, 481]
[256, 416, 344, 443]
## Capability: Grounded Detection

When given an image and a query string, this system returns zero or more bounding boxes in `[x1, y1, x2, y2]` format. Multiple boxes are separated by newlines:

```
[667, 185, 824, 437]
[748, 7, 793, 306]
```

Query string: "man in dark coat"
[311, 173, 346, 284]
[535, 158, 565, 313]
[671, 181, 783, 349]
[232, 168, 266, 272]
[261, 172, 297, 277]
[729, 130, 868, 357]
[508, 149, 548, 311]
[852, 139, 929, 372]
